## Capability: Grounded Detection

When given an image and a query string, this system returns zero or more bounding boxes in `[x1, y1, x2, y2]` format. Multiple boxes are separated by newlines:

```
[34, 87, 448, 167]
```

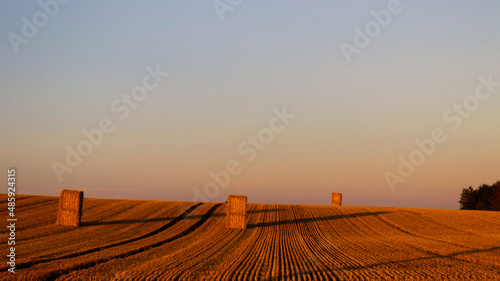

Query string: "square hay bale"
[331, 192, 342, 207]
[226, 194, 247, 229]
[56, 189, 84, 227]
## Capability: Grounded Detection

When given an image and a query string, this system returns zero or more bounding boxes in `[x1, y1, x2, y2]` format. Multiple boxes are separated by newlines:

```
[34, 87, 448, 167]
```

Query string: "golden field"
[1, 194, 499, 280]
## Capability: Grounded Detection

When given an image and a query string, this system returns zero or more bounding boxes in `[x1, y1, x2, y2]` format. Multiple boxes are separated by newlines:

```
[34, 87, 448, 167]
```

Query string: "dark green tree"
[459, 186, 476, 210]
[459, 181, 500, 211]
[489, 182, 500, 211]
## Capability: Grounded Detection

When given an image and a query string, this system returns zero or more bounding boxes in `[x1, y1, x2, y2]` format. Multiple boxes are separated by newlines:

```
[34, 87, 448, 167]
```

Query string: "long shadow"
[10, 198, 59, 209]
[81, 212, 225, 226]
[1, 203, 204, 272]
[352, 245, 500, 270]
[0, 195, 35, 204]
[40, 203, 223, 281]
[264, 246, 500, 280]
[81, 206, 281, 226]
[247, 211, 391, 228]
[247, 208, 283, 214]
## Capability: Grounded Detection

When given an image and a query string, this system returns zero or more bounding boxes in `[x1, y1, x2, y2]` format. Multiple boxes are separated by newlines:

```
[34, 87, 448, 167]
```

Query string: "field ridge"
[1, 195, 499, 280]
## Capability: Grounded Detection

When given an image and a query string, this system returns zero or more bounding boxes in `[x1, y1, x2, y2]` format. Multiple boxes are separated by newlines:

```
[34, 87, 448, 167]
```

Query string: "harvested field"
[1, 194, 499, 280]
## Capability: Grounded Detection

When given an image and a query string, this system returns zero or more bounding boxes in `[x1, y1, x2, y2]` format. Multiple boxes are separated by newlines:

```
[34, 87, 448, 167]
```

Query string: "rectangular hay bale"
[331, 192, 342, 206]
[56, 189, 84, 227]
[226, 194, 247, 229]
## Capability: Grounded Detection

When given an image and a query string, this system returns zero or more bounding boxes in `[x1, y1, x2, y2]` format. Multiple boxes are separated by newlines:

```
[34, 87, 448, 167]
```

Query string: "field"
[1, 194, 500, 280]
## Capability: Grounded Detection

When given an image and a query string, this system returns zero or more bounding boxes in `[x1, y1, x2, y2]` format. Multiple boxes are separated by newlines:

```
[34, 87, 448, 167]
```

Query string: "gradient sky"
[1, 1, 499, 209]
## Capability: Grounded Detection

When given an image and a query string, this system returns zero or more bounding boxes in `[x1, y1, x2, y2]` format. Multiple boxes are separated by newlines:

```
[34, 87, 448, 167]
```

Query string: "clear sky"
[1, 1, 499, 209]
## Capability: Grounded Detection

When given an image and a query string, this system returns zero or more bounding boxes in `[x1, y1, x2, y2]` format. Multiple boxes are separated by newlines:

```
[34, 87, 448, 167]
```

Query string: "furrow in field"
[254, 204, 285, 280]
[218, 204, 333, 280]
[415, 208, 500, 240]
[185, 204, 267, 280]
[366, 207, 482, 248]
[308, 207, 391, 271]
[6, 200, 188, 267]
[328, 207, 438, 268]
[0, 194, 35, 206]
[293, 205, 330, 280]
[302, 206, 459, 279]
[15, 198, 143, 242]
[317, 207, 412, 266]
[0, 193, 24, 203]
[0, 202, 202, 274]
[296, 206, 398, 279]
[207, 204, 270, 280]
[6, 197, 142, 240]
[74, 203, 271, 280]
[373, 211, 478, 252]
[0, 198, 60, 233]
[121, 203, 232, 280]
[11, 203, 221, 281]
[356, 207, 500, 276]
[310, 206, 500, 279]
[1, 195, 57, 210]
[138, 204, 243, 280]
[367, 208, 469, 252]
[40, 201, 218, 280]
[287, 205, 333, 280]
[3, 196, 500, 280]
[390, 208, 500, 268]
[252, 204, 288, 280]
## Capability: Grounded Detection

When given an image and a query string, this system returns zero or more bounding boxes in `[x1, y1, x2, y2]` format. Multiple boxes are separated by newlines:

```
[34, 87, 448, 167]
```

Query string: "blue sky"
[1, 1, 499, 209]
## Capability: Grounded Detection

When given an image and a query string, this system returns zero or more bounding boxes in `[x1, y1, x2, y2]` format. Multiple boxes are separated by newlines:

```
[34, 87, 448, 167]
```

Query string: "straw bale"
[226, 194, 247, 229]
[56, 189, 84, 227]
[331, 192, 342, 207]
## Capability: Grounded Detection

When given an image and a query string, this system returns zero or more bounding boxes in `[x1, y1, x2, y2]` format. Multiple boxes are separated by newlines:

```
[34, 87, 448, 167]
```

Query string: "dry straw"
[226, 194, 247, 229]
[56, 189, 84, 227]
[331, 192, 342, 207]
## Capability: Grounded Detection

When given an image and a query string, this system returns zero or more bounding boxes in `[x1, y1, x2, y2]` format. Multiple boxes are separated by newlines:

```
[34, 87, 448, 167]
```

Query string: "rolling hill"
[1, 194, 499, 280]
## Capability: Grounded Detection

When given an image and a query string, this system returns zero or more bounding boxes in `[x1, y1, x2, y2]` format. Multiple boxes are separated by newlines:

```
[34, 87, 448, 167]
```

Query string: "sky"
[1, 1, 499, 209]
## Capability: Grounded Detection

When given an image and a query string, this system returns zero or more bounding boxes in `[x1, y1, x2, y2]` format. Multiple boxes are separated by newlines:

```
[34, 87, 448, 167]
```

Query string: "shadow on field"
[247, 208, 283, 214]
[246, 211, 391, 228]
[81, 212, 226, 226]
[261, 246, 500, 280]
[355, 245, 500, 270]
[82, 205, 281, 226]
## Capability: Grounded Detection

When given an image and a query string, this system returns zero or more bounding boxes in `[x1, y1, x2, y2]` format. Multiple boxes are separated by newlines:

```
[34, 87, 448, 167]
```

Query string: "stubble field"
[1, 194, 499, 280]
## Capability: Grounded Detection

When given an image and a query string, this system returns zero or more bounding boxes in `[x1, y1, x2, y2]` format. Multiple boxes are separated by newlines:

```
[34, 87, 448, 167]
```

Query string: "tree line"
[459, 181, 500, 211]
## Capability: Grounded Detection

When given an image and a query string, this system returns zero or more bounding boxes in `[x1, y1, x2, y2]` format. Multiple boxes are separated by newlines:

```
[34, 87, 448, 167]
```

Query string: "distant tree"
[489, 182, 500, 211]
[459, 181, 500, 211]
[458, 186, 476, 210]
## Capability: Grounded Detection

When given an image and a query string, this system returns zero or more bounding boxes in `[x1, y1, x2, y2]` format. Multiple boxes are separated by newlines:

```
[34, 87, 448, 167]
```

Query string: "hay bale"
[331, 192, 342, 207]
[56, 189, 84, 227]
[226, 194, 247, 229]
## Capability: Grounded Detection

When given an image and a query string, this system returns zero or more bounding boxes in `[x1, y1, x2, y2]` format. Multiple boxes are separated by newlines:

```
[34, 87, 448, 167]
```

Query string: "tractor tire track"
[2, 202, 203, 272]
[37, 203, 221, 281]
